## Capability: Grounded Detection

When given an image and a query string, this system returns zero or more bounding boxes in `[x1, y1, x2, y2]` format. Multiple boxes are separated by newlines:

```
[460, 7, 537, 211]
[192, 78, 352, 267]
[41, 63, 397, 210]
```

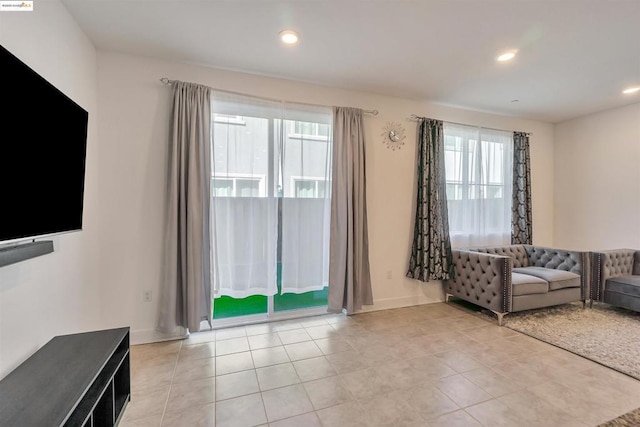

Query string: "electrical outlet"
[386, 270, 392, 280]
[143, 290, 152, 302]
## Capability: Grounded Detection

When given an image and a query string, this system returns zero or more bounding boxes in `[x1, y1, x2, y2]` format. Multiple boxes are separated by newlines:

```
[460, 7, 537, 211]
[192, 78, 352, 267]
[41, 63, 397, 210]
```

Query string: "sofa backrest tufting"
[601, 249, 637, 279]
[469, 245, 530, 268]
[525, 246, 583, 275]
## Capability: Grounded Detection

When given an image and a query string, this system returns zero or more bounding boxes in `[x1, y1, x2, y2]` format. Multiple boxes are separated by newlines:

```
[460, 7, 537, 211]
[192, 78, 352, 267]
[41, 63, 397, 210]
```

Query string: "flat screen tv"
[0, 45, 88, 245]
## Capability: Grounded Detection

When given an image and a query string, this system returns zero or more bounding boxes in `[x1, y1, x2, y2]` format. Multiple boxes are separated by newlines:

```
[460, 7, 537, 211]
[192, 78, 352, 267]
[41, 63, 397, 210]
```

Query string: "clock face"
[382, 121, 406, 150]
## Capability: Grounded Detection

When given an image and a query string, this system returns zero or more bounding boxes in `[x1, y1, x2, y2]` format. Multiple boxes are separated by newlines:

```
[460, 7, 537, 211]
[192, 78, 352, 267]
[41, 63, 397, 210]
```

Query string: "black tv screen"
[0, 45, 88, 244]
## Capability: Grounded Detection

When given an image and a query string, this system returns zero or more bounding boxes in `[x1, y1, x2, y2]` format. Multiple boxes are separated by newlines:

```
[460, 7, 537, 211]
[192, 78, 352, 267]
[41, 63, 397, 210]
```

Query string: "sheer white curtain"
[210, 92, 332, 297]
[280, 104, 332, 294]
[210, 92, 280, 297]
[443, 123, 513, 248]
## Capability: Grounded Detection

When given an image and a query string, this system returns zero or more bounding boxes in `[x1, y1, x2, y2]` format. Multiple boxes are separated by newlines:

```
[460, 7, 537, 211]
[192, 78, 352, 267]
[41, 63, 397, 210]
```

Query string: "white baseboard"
[355, 293, 445, 313]
[130, 293, 446, 345]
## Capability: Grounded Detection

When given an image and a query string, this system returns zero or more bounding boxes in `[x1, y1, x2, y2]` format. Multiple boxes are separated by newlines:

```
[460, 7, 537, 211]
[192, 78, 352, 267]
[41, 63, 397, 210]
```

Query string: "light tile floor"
[120, 303, 640, 426]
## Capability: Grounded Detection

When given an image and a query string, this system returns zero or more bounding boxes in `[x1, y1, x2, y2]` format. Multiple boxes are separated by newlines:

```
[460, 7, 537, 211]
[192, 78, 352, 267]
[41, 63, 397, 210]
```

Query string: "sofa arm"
[444, 250, 511, 313]
[591, 249, 640, 301]
[525, 245, 589, 300]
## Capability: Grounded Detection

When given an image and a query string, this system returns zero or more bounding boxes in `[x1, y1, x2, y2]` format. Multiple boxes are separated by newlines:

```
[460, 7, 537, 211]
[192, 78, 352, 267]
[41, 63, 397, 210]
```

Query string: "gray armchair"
[590, 249, 640, 312]
[444, 244, 589, 325]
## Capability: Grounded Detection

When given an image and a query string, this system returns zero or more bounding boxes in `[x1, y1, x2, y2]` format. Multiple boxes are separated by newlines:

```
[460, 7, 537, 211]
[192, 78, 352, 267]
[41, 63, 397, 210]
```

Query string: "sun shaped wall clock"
[381, 121, 406, 150]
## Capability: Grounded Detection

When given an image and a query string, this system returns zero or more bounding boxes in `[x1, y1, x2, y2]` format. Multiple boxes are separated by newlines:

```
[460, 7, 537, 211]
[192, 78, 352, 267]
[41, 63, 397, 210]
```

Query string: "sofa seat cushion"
[512, 272, 549, 296]
[513, 266, 580, 291]
[606, 276, 640, 297]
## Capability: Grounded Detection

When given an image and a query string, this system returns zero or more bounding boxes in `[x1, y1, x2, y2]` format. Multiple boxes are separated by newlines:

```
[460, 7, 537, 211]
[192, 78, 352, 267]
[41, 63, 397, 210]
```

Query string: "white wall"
[96, 51, 555, 342]
[0, 1, 102, 379]
[554, 102, 640, 250]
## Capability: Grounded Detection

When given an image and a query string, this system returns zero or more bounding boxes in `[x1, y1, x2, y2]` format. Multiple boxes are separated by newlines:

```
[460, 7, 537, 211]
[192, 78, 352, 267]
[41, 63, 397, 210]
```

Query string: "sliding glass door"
[210, 92, 331, 321]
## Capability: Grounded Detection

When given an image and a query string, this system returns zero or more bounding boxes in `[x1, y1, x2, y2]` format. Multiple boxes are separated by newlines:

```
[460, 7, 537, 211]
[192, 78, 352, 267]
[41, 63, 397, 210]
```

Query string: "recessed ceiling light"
[279, 30, 299, 45]
[497, 50, 518, 62]
[622, 86, 640, 94]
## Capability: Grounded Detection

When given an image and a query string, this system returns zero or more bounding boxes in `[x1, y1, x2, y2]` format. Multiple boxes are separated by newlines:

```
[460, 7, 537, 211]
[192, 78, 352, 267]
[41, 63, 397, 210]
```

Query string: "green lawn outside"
[213, 264, 328, 319]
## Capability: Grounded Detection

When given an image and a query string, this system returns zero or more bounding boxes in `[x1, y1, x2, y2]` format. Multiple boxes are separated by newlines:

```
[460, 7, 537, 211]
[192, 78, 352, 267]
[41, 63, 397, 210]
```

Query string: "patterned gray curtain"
[406, 118, 453, 281]
[511, 131, 533, 244]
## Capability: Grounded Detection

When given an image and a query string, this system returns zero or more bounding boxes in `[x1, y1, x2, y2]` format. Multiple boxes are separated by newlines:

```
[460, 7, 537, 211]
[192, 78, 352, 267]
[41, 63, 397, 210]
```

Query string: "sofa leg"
[589, 300, 594, 308]
[582, 300, 586, 309]
[445, 293, 453, 303]
[491, 310, 506, 326]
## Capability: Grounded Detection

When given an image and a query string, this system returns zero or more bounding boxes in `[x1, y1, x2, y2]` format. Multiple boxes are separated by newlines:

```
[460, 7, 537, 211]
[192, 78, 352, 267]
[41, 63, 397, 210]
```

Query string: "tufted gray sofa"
[590, 249, 640, 312]
[444, 245, 589, 325]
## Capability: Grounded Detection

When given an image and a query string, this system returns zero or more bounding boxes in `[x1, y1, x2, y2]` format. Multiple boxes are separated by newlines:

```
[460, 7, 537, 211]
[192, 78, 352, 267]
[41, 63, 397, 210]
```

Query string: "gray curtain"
[328, 107, 373, 314]
[406, 118, 453, 281]
[158, 81, 212, 334]
[511, 131, 532, 244]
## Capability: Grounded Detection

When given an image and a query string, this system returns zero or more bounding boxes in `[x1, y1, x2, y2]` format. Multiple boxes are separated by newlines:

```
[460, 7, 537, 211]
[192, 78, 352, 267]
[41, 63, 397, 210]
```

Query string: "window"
[213, 178, 233, 197]
[288, 121, 330, 140]
[213, 113, 246, 125]
[292, 177, 328, 198]
[210, 92, 332, 309]
[443, 123, 513, 248]
[212, 176, 264, 197]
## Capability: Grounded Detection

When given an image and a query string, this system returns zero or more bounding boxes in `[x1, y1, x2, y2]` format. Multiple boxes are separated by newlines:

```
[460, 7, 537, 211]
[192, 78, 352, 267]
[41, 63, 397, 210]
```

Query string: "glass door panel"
[274, 263, 328, 312]
[211, 100, 330, 322]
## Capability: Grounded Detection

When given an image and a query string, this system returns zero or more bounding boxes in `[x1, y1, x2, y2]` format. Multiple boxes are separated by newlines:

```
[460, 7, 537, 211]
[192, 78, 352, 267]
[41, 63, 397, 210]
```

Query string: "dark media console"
[0, 328, 130, 427]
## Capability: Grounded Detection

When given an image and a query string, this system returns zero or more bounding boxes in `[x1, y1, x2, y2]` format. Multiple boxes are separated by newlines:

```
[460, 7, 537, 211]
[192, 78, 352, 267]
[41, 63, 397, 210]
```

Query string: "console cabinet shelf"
[0, 327, 130, 427]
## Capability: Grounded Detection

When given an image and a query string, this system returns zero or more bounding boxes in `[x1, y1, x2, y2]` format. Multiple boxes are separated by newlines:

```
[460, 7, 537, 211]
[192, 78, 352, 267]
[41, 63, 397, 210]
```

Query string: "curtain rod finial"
[160, 77, 170, 85]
